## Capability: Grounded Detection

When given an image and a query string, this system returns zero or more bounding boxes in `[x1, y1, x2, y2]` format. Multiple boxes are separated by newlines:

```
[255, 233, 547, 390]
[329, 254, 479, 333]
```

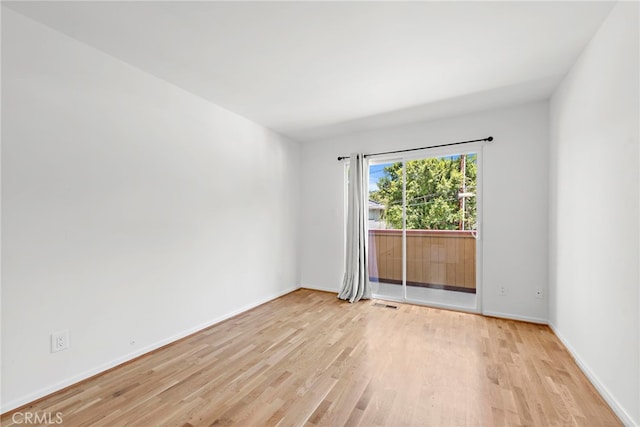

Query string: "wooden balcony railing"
[368, 229, 476, 293]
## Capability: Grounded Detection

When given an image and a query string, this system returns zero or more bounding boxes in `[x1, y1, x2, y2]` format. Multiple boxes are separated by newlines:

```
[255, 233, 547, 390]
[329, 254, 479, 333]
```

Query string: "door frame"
[365, 144, 484, 314]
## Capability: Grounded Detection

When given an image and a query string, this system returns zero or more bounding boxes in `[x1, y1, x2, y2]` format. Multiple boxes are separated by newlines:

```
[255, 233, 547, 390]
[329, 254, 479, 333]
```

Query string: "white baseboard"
[482, 310, 548, 324]
[300, 284, 339, 294]
[548, 323, 638, 427]
[1, 286, 300, 414]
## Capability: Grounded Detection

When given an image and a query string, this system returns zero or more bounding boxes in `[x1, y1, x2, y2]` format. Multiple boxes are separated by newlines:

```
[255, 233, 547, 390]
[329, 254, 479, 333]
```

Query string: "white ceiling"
[5, 1, 615, 142]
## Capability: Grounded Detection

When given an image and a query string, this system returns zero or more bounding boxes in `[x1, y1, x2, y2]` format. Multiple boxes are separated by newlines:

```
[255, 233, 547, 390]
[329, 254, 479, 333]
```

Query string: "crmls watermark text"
[11, 412, 63, 425]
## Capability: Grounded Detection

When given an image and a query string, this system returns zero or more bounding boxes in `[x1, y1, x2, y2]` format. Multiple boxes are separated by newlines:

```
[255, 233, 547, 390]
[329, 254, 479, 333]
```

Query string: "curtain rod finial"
[487, 136, 494, 142]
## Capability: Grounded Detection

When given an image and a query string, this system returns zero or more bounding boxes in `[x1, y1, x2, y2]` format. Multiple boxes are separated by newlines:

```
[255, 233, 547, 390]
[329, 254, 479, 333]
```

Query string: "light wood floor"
[1, 289, 620, 426]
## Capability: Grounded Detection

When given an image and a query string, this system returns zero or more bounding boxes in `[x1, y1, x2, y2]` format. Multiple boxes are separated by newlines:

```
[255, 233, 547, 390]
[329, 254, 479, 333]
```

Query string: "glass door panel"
[405, 154, 477, 306]
[368, 161, 403, 301]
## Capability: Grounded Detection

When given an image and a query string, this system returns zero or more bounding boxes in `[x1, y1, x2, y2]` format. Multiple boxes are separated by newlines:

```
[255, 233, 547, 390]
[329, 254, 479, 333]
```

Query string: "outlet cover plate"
[51, 329, 69, 353]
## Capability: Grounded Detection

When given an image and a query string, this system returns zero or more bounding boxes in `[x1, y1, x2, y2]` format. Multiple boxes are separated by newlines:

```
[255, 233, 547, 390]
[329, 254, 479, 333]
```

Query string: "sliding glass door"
[367, 151, 480, 311]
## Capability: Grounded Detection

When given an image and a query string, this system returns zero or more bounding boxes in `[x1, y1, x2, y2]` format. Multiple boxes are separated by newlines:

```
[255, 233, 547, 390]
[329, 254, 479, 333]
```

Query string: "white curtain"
[338, 153, 372, 303]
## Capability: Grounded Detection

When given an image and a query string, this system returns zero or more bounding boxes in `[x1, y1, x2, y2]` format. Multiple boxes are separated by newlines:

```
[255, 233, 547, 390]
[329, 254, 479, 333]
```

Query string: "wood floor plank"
[1, 289, 622, 426]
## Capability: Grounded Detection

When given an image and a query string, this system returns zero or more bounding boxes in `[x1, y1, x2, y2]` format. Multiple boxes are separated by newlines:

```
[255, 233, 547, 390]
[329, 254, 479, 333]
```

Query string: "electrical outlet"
[498, 286, 507, 296]
[536, 287, 544, 299]
[51, 329, 69, 353]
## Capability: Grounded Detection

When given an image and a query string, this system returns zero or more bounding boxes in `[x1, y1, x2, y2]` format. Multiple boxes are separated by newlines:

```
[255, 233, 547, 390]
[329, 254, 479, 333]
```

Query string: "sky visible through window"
[369, 164, 388, 192]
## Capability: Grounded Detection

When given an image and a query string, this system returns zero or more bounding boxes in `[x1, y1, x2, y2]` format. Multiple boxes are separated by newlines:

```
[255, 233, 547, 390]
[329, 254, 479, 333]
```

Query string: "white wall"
[549, 2, 639, 425]
[300, 101, 549, 323]
[1, 8, 300, 412]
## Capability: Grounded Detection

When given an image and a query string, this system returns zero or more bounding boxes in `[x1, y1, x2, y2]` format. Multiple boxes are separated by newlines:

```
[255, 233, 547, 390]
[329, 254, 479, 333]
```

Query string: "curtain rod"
[336, 136, 493, 161]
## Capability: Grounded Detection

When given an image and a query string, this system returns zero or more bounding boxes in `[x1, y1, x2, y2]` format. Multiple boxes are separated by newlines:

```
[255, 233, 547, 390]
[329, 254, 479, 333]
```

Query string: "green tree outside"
[370, 155, 477, 230]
